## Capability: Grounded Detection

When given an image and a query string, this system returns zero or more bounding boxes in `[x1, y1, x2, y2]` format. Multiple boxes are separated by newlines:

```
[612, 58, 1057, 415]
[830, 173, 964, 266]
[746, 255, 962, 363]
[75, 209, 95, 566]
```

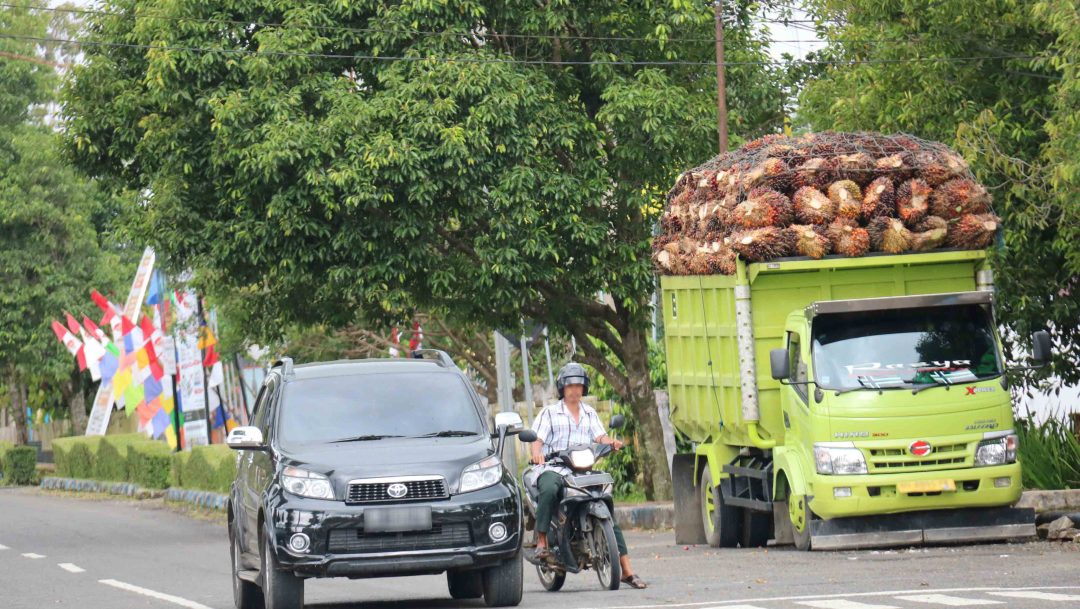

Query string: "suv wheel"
[261, 533, 304, 609]
[231, 523, 263, 609]
[447, 570, 483, 599]
[481, 552, 523, 607]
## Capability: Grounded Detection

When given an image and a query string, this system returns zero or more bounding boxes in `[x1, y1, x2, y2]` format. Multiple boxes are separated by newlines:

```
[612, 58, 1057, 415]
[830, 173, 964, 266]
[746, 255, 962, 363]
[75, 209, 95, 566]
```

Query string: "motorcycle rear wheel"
[590, 517, 621, 590]
[536, 563, 565, 592]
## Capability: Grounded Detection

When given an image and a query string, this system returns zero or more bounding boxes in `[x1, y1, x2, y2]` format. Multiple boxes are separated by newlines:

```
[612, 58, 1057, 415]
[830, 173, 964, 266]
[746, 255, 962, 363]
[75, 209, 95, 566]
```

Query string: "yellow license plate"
[898, 479, 956, 493]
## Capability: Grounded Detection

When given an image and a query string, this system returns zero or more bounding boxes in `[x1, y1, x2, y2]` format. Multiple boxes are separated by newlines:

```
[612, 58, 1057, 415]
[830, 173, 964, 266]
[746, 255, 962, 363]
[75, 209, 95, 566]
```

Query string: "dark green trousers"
[535, 470, 628, 556]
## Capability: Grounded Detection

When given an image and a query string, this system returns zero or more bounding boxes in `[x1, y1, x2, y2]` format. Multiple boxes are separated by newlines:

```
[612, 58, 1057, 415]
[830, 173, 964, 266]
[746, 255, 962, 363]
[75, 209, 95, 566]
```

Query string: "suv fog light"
[833, 487, 852, 498]
[488, 522, 508, 542]
[288, 533, 311, 553]
[994, 477, 1012, 488]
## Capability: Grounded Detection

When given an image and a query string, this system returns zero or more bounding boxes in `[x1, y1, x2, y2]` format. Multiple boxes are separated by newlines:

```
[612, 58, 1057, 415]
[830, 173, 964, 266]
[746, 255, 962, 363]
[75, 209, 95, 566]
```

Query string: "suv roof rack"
[409, 349, 457, 369]
[273, 356, 295, 377]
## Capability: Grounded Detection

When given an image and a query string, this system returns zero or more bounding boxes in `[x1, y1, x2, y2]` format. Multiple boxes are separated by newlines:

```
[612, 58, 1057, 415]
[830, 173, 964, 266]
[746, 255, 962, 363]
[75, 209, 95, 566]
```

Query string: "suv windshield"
[811, 304, 1001, 392]
[277, 372, 483, 448]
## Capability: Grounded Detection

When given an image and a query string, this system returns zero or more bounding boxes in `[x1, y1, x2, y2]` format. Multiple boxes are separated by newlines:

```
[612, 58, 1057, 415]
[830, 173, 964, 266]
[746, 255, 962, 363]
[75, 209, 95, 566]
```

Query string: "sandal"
[525, 547, 555, 566]
[621, 574, 648, 589]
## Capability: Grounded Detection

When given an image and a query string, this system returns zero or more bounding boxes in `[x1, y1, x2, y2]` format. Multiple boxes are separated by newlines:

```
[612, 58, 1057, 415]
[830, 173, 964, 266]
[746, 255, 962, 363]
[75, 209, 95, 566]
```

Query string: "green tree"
[64, 1, 787, 499]
[1, 2, 128, 440]
[797, 0, 1080, 384]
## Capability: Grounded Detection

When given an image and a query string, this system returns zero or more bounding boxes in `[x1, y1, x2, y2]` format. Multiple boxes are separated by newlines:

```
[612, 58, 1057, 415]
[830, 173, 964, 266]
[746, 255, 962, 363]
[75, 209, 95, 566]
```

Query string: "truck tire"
[447, 570, 483, 599]
[789, 494, 813, 551]
[741, 509, 772, 548]
[261, 534, 304, 609]
[231, 523, 263, 609]
[700, 467, 740, 548]
[672, 454, 707, 545]
[482, 552, 523, 607]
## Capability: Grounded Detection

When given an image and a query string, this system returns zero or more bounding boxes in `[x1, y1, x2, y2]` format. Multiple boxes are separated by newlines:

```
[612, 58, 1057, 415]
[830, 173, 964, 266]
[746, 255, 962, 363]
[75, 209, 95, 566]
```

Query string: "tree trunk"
[65, 376, 89, 435]
[620, 325, 673, 501]
[9, 382, 29, 445]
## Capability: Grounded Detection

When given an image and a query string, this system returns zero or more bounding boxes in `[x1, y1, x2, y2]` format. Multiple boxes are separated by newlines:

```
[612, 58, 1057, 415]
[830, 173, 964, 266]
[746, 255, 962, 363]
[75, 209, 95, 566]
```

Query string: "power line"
[0, 33, 1046, 68]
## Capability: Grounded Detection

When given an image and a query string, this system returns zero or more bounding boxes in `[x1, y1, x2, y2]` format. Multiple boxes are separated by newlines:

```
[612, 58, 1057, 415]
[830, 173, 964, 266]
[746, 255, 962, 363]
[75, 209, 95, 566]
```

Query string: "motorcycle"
[522, 414, 625, 591]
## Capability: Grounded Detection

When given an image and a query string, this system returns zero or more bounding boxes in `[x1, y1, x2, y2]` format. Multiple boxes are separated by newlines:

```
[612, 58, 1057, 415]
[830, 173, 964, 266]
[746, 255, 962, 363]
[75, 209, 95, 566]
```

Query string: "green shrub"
[178, 445, 237, 493]
[1017, 414, 1080, 490]
[128, 442, 173, 489]
[4, 446, 37, 485]
[170, 450, 191, 488]
[94, 434, 155, 482]
[52, 436, 102, 480]
[0, 440, 13, 483]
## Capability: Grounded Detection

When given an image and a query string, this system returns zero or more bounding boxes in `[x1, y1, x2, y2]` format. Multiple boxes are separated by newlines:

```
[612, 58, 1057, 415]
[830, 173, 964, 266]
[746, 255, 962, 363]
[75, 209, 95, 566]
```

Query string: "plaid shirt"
[532, 400, 606, 475]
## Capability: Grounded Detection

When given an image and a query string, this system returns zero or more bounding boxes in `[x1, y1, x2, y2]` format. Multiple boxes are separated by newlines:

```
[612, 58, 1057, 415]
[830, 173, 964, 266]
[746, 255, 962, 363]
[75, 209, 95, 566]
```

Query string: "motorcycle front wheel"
[589, 517, 621, 590]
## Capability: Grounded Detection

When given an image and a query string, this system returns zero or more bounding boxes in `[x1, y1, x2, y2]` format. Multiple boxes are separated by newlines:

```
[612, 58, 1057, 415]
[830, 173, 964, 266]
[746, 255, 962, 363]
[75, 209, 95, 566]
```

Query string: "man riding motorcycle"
[526, 362, 648, 589]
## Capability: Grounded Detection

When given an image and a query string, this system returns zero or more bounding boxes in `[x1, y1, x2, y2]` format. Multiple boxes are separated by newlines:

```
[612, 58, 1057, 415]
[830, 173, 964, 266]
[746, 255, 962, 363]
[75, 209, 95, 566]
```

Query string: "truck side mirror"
[609, 414, 625, 430]
[1032, 330, 1051, 366]
[770, 348, 790, 380]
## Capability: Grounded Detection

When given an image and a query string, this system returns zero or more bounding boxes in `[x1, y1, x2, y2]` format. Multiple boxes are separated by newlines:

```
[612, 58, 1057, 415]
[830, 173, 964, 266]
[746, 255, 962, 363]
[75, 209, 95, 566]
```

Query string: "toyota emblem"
[909, 440, 933, 457]
[386, 483, 409, 499]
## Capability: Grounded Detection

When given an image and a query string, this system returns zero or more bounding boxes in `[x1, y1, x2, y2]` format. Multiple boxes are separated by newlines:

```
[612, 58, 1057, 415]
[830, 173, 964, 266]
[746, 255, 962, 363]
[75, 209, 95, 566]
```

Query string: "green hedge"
[53, 434, 237, 494]
[1, 441, 37, 485]
[0, 440, 12, 483]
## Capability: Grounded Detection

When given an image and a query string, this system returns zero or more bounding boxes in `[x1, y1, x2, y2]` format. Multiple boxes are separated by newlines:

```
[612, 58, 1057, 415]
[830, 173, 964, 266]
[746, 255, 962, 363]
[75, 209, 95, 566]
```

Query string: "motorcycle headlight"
[975, 432, 1018, 467]
[281, 466, 334, 500]
[569, 449, 596, 471]
[813, 444, 868, 475]
[460, 456, 502, 493]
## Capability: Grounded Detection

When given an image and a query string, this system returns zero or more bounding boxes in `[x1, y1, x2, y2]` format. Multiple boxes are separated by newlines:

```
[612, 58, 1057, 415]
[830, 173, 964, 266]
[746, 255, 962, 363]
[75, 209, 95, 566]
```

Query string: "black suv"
[226, 351, 534, 609]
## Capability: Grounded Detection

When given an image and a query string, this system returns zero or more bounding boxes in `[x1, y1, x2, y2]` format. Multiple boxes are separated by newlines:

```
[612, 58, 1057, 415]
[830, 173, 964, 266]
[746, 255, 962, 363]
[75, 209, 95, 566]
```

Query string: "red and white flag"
[389, 327, 400, 358]
[51, 320, 85, 371]
[408, 322, 423, 352]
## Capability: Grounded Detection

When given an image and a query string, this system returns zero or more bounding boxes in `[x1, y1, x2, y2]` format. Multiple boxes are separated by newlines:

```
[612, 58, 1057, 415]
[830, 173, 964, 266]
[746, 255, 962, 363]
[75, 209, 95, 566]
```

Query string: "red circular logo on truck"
[909, 440, 933, 457]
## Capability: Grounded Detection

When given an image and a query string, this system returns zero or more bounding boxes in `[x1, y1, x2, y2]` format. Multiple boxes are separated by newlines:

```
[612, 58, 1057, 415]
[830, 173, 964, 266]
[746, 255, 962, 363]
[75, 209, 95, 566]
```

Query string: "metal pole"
[519, 335, 534, 427]
[543, 328, 555, 390]
[493, 332, 516, 473]
[714, 0, 729, 153]
[196, 296, 213, 444]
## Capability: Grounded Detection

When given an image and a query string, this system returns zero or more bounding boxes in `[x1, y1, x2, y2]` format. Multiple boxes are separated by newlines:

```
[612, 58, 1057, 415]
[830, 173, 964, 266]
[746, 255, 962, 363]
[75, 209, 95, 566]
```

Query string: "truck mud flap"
[809, 506, 1036, 551]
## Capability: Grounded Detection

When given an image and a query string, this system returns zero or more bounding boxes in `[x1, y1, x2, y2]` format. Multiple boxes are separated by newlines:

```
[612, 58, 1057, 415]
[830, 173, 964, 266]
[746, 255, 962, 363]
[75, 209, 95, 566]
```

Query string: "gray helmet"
[556, 362, 590, 399]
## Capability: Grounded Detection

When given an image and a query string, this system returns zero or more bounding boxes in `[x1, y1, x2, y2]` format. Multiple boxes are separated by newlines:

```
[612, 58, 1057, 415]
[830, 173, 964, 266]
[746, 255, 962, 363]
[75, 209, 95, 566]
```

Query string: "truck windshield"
[277, 372, 483, 448]
[811, 304, 1001, 392]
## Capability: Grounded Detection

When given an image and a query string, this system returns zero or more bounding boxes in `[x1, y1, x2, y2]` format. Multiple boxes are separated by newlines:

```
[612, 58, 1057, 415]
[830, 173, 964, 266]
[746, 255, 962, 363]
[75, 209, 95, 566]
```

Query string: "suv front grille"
[867, 442, 971, 473]
[327, 524, 472, 554]
[346, 477, 449, 504]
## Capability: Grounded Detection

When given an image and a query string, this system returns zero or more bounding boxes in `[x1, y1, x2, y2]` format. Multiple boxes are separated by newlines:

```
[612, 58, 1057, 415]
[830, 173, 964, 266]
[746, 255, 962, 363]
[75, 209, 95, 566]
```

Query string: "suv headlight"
[281, 466, 334, 500]
[814, 443, 868, 475]
[460, 456, 502, 493]
[975, 432, 1018, 467]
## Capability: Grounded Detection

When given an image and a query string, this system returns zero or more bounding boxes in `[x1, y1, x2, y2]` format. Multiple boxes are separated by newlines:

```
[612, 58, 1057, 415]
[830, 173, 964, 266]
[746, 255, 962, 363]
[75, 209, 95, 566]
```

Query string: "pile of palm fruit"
[653, 132, 1001, 276]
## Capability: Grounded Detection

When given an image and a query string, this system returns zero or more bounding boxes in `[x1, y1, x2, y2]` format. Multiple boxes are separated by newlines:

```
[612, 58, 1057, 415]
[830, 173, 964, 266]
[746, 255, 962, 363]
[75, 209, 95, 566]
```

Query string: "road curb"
[39, 477, 163, 499]
[163, 488, 229, 511]
[1015, 489, 1080, 512]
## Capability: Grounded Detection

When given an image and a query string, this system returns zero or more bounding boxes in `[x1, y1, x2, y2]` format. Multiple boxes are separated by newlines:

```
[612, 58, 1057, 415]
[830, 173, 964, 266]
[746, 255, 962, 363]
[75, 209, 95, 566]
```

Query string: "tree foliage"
[64, 1, 788, 498]
[798, 0, 1080, 385]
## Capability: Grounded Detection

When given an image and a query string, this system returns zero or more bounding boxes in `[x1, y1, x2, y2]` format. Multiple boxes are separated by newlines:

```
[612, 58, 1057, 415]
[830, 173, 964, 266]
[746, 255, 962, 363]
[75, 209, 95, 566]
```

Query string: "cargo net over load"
[653, 132, 1002, 276]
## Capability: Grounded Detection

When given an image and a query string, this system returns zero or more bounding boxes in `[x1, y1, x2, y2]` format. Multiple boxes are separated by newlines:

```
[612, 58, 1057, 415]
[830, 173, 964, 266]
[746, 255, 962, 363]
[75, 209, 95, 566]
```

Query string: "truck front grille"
[346, 477, 448, 504]
[327, 524, 472, 554]
[867, 442, 971, 473]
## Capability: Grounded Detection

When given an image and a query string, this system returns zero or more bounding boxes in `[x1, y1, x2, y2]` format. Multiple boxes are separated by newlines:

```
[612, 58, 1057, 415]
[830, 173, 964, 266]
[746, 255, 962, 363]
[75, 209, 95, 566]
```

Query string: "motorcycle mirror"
[609, 414, 625, 430]
[517, 429, 537, 443]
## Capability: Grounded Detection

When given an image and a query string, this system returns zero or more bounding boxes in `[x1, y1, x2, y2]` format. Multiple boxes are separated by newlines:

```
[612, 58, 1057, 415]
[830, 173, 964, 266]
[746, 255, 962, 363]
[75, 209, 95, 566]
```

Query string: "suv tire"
[482, 551, 523, 607]
[261, 534, 304, 609]
[231, 523, 263, 609]
[447, 570, 484, 599]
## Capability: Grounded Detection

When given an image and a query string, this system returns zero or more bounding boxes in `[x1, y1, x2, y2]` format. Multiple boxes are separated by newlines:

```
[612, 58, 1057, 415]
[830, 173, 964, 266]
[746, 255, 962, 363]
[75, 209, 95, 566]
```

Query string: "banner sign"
[177, 331, 206, 414]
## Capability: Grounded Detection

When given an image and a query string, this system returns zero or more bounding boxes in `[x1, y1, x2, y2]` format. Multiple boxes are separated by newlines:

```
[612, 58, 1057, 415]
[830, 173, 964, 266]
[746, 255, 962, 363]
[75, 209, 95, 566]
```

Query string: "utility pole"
[714, 0, 729, 153]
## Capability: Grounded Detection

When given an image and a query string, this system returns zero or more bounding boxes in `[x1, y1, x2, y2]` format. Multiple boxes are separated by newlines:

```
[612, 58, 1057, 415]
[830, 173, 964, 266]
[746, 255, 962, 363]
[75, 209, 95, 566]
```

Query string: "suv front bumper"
[266, 483, 521, 579]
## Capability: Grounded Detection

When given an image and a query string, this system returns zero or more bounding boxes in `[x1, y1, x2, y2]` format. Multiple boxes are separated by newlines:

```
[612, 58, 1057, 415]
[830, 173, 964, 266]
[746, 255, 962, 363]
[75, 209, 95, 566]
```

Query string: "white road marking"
[98, 579, 214, 609]
[797, 601, 898, 609]
[0, 544, 8, 550]
[582, 586, 1080, 609]
[988, 591, 1080, 602]
[21, 553, 45, 559]
[58, 563, 85, 573]
[894, 594, 1002, 606]
[701, 606, 769, 609]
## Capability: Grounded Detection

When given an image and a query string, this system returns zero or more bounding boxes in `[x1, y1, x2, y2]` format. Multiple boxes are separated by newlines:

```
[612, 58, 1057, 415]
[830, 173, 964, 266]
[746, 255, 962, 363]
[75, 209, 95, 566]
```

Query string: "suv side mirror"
[609, 414, 625, 430]
[494, 412, 524, 431]
[226, 426, 266, 450]
[770, 348, 790, 380]
[1032, 330, 1051, 366]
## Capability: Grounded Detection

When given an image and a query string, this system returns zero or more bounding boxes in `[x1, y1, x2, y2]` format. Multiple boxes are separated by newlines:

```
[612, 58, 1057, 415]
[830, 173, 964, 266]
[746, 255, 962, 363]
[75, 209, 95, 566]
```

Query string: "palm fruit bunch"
[655, 132, 999, 275]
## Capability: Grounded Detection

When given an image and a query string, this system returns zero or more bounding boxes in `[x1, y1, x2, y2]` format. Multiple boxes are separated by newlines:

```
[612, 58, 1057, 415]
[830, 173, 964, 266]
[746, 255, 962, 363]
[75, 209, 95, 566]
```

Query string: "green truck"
[664, 249, 1047, 550]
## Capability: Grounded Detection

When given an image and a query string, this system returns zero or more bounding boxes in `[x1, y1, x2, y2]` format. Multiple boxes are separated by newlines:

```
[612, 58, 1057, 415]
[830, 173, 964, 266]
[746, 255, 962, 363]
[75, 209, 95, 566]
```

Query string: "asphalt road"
[1, 486, 1078, 609]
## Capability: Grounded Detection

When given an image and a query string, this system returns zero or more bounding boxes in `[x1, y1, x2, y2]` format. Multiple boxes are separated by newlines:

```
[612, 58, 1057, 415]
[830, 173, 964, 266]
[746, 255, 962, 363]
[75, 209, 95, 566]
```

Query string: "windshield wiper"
[329, 434, 405, 443]
[412, 430, 480, 438]
[833, 375, 905, 395]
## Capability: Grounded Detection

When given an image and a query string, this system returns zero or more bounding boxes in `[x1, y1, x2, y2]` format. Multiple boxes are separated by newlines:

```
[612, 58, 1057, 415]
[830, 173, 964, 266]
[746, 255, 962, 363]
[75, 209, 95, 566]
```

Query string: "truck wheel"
[231, 523, 263, 609]
[700, 467, 740, 548]
[261, 534, 304, 609]
[482, 552, 523, 607]
[789, 494, 813, 551]
[741, 509, 772, 548]
[447, 570, 483, 599]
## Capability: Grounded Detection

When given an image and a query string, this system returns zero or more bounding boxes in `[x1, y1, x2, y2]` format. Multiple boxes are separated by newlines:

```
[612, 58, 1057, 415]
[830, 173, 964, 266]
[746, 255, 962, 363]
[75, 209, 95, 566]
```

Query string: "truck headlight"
[814, 444, 868, 475]
[975, 432, 1018, 467]
[281, 466, 334, 500]
[460, 456, 502, 493]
